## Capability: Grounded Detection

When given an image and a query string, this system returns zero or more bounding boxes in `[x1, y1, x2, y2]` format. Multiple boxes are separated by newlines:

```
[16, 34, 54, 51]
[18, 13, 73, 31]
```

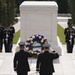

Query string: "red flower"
[26, 40, 30, 43]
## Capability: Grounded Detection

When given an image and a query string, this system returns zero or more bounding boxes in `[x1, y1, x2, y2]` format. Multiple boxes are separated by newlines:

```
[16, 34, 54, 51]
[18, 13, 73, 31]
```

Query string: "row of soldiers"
[0, 25, 15, 53]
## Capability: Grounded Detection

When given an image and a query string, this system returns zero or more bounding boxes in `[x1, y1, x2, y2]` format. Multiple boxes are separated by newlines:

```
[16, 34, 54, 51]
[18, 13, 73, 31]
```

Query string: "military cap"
[67, 19, 73, 26]
[68, 21, 73, 26]
[18, 42, 25, 46]
[42, 43, 50, 47]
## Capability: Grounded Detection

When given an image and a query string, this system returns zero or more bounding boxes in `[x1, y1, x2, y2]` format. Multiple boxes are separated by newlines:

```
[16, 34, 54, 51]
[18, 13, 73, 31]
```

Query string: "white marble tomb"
[20, 1, 62, 55]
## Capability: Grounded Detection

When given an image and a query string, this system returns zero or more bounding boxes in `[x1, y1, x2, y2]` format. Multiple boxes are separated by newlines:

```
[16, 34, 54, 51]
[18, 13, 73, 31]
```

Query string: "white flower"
[31, 41, 33, 44]
[31, 51, 34, 54]
[25, 42, 27, 45]
[30, 37, 33, 40]
[27, 38, 30, 41]
[41, 39, 44, 43]
[26, 47, 29, 50]
[28, 50, 33, 53]
[26, 42, 30, 45]
[39, 36, 41, 39]
[32, 35, 35, 39]
[44, 37, 47, 40]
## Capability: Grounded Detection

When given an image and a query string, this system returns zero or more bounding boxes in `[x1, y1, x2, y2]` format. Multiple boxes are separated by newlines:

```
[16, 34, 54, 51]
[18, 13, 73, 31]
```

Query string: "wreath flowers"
[26, 34, 48, 55]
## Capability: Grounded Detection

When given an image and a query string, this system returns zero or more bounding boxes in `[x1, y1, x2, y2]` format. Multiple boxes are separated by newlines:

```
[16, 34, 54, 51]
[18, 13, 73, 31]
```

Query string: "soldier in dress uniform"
[0, 26, 4, 52]
[4, 25, 15, 52]
[4, 28, 11, 52]
[9, 26, 15, 51]
[64, 20, 75, 53]
[13, 42, 33, 75]
[36, 43, 59, 75]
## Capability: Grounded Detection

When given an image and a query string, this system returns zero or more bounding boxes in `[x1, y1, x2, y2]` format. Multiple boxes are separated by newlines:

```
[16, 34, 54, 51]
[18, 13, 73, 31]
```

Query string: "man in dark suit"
[36, 43, 59, 75]
[13, 42, 32, 75]
[64, 20, 75, 53]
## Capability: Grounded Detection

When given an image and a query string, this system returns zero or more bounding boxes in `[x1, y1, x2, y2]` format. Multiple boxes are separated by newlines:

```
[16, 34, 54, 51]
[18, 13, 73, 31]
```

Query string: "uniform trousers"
[9, 38, 13, 52]
[4, 41, 11, 52]
[17, 72, 28, 75]
[0, 39, 3, 52]
[66, 42, 74, 53]
[40, 72, 52, 75]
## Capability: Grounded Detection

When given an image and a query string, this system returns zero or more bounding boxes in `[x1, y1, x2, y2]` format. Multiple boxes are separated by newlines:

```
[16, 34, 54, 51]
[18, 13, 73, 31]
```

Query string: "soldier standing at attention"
[4, 28, 10, 52]
[64, 20, 75, 53]
[9, 26, 15, 51]
[36, 43, 59, 75]
[3, 25, 9, 52]
[0, 26, 4, 52]
[13, 42, 33, 75]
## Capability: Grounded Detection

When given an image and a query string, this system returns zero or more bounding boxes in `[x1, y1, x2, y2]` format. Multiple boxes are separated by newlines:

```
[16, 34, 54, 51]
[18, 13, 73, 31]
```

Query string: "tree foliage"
[15, 0, 25, 13]
[68, 0, 75, 25]
[0, 0, 7, 26]
[0, 0, 15, 27]
[56, 0, 68, 13]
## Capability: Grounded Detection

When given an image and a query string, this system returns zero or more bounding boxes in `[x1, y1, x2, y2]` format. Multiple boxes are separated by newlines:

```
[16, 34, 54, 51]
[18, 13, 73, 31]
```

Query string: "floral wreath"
[25, 34, 48, 55]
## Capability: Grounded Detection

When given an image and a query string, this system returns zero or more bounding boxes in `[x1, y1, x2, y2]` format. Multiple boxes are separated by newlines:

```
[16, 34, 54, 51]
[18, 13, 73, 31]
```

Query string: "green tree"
[0, 0, 15, 27]
[0, 0, 7, 26]
[68, 0, 75, 25]
[15, 0, 25, 14]
[7, 0, 15, 26]
[0, 0, 2, 25]
[56, 0, 68, 13]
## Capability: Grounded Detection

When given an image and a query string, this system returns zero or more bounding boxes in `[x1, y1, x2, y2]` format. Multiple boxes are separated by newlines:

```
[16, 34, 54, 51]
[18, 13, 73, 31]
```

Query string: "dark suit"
[64, 27, 75, 53]
[36, 51, 59, 75]
[13, 50, 32, 75]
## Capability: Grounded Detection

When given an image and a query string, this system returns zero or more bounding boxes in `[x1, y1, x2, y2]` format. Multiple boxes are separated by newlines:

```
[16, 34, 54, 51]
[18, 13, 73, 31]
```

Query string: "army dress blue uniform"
[64, 27, 75, 53]
[0, 26, 4, 52]
[4, 29, 12, 52]
[36, 43, 59, 75]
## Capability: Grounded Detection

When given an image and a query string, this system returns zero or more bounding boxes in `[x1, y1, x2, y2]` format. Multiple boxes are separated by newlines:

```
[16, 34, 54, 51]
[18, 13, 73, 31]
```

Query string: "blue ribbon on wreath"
[33, 46, 41, 48]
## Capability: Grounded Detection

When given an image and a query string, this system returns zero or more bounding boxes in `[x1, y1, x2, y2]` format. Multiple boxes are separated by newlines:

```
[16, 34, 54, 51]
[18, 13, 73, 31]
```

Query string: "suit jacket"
[36, 51, 59, 74]
[13, 50, 32, 73]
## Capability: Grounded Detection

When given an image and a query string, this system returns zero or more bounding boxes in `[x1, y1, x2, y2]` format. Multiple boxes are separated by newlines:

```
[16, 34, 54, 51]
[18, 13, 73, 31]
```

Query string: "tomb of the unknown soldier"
[20, 1, 62, 55]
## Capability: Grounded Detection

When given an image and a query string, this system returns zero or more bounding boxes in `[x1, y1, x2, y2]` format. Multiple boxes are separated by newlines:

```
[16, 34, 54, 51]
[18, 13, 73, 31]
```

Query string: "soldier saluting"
[64, 19, 75, 53]
[36, 43, 59, 75]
